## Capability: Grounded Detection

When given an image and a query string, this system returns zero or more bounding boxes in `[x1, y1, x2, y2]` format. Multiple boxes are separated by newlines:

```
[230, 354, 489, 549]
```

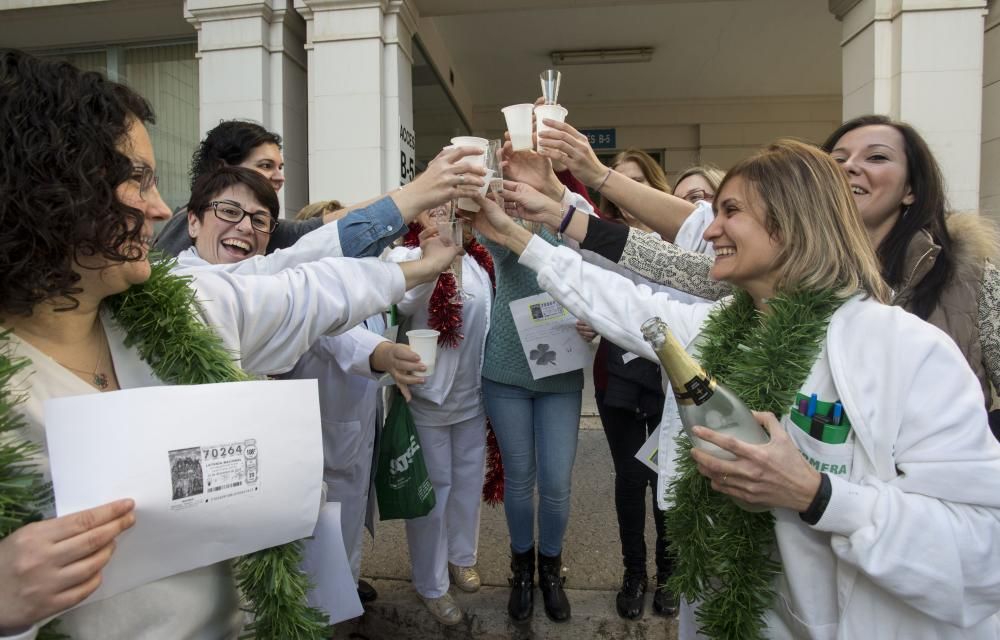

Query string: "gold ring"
[722, 473, 729, 485]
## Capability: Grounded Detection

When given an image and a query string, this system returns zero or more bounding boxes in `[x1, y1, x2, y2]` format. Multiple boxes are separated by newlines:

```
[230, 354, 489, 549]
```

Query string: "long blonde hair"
[720, 139, 889, 301]
[600, 149, 669, 223]
[295, 199, 343, 221]
[673, 164, 725, 195]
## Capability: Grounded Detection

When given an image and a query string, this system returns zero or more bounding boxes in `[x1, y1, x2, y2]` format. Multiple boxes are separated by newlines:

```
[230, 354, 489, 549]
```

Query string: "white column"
[384, 0, 418, 189]
[981, 0, 1000, 218]
[185, 0, 308, 215]
[294, 0, 417, 204]
[832, 0, 988, 211]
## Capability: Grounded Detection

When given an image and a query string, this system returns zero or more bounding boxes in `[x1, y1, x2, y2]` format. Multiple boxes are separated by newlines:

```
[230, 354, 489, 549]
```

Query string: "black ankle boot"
[537, 551, 571, 622]
[507, 546, 534, 621]
[652, 573, 678, 617]
[616, 570, 647, 620]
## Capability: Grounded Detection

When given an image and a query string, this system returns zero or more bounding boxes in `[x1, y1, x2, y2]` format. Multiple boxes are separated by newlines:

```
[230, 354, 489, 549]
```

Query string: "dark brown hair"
[822, 115, 952, 320]
[186, 166, 281, 225]
[0, 49, 155, 316]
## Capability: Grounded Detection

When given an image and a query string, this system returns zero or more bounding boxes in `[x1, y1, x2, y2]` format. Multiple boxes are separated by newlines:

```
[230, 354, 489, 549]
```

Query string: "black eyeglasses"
[680, 188, 714, 204]
[206, 200, 278, 234]
[130, 165, 159, 200]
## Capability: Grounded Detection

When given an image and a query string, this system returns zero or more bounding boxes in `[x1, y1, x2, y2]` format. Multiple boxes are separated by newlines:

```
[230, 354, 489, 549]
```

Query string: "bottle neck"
[649, 327, 716, 406]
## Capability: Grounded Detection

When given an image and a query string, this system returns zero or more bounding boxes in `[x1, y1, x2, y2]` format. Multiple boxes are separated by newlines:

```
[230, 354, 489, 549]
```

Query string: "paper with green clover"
[509, 292, 589, 380]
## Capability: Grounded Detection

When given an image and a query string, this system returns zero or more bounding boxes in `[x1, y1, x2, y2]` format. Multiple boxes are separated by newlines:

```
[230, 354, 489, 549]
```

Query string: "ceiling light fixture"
[549, 47, 654, 66]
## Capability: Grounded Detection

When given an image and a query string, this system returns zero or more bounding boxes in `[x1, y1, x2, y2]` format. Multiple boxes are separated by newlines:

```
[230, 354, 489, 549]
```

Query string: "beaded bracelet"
[556, 204, 577, 241]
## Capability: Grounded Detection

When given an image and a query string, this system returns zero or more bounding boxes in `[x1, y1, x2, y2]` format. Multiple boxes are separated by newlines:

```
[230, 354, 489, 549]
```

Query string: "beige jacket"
[894, 213, 999, 401]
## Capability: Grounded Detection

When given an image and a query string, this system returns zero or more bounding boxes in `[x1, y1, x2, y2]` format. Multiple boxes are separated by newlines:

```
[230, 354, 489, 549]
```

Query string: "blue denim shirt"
[336, 196, 406, 258]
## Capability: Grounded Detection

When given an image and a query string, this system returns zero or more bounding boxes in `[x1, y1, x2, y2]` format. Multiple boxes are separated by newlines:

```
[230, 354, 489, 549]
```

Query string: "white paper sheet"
[44, 379, 324, 605]
[509, 292, 589, 380]
[301, 502, 365, 623]
[635, 424, 661, 473]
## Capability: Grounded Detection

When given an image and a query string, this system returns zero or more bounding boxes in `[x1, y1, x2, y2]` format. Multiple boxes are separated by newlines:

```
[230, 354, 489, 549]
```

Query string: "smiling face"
[74, 119, 172, 298]
[828, 124, 914, 248]
[239, 142, 285, 192]
[703, 175, 781, 303]
[187, 184, 272, 264]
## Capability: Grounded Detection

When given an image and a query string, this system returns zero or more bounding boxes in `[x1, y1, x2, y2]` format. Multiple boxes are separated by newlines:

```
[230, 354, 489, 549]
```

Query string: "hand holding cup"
[535, 119, 607, 187]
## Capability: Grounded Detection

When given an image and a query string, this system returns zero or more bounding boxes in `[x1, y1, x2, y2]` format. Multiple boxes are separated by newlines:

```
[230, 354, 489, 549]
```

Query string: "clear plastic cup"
[501, 104, 535, 152]
[406, 329, 440, 377]
[534, 104, 568, 152]
[540, 69, 561, 105]
[435, 219, 464, 248]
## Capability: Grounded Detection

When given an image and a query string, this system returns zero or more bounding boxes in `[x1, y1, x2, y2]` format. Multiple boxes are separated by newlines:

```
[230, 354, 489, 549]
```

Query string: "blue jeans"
[482, 378, 582, 557]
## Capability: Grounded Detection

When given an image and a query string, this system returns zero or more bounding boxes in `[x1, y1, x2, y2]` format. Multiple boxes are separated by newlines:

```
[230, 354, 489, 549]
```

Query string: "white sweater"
[4, 315, 242, 640]
[519, 235, 1000, 639]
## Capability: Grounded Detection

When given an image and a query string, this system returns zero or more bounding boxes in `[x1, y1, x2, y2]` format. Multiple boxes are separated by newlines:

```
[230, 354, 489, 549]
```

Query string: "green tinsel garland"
[665, 288, 842, 640]
[1, 257, 331, 639]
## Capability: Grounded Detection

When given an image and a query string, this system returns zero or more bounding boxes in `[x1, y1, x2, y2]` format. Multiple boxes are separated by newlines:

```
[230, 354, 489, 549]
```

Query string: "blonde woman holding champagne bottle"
[469, 139, 1000, 639]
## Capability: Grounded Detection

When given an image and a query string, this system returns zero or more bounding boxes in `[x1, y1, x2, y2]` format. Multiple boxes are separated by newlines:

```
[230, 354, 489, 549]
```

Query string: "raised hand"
[0, 499, 136, 634]
[500, 180, 563, 229]
[399, 233, 460, 289]
[465, 194, 523, 247]
[535, 120, 607, 187]
[499, 141, 564, 201]
[396, 146, 486, 219]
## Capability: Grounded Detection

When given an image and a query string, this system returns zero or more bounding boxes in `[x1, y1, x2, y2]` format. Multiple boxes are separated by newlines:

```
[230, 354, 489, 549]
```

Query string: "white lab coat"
[517, 235, 1000, 639]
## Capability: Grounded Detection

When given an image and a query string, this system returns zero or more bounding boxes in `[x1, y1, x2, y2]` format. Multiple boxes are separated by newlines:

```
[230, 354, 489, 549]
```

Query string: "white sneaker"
[449, 562, 481, 593]
[418, 591, 463, 625]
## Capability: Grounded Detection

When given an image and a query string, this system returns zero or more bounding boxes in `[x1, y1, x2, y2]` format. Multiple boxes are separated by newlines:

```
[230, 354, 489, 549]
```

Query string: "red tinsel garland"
[402, 222, 504, 505]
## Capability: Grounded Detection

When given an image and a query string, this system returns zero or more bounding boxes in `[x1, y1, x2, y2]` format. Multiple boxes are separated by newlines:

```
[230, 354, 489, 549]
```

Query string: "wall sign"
[579, 128, 616, 149]
[400, 124, 416, 185]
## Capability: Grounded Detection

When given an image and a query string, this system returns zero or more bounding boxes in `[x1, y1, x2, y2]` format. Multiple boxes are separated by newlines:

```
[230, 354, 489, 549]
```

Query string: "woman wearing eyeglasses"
[671, 165, 724, 206]
[0, 50, 456, 640]
[155, 119, 483, 262]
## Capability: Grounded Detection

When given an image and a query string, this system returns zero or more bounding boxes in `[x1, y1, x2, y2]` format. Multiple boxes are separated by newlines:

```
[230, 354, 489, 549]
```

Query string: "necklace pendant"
[93, 372, 109, 390]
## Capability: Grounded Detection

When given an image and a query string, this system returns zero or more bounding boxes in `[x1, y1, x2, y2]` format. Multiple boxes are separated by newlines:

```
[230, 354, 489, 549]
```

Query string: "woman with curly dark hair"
[0, 49, 456, 639]
[188, 120, 285, 193]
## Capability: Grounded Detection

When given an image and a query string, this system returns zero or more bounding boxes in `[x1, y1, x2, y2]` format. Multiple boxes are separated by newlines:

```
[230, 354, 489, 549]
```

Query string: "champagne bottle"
[641, 316, 769, 512]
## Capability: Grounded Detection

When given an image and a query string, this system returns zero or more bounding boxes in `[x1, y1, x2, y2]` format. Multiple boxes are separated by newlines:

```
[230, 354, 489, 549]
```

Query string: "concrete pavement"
[334, 416, 679, 639]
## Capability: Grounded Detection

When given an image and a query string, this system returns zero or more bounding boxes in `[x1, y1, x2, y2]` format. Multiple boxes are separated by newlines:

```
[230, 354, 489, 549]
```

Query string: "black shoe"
[357, 579, 378, 603]
[507, 546, 535, 621]
[652, 574, 677, 617]
[616, 571, 648, 620]
[537, 551, 571, 622]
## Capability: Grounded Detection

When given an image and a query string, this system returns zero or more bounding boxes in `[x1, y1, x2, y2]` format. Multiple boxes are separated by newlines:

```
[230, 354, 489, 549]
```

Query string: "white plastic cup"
[534, 104, 568, 152]
[449, 136, 488, 168]
[406, 329, 440, 377]
[501, 104, 535, 151]
[449, 136, 488, 212]
[457, 169, 493, 212]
